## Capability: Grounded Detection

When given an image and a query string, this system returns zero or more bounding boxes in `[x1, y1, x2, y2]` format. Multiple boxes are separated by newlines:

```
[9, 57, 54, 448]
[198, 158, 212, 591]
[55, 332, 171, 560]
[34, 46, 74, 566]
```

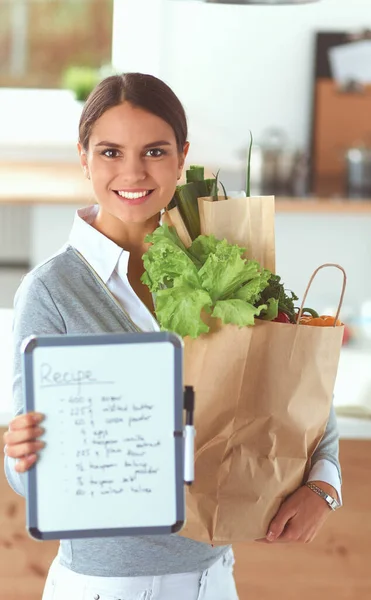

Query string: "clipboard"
[21, 332, 191, 541]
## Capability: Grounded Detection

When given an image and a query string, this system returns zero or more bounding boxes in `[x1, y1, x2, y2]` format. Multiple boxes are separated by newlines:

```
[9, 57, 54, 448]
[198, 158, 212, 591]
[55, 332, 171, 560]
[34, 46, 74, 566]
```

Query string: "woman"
[3, 73, 342, 600]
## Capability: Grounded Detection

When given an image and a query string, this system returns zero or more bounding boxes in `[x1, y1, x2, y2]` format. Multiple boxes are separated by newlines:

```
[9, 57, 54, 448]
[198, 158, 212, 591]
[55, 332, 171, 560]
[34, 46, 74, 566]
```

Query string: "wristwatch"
[305, 482, 341, 511]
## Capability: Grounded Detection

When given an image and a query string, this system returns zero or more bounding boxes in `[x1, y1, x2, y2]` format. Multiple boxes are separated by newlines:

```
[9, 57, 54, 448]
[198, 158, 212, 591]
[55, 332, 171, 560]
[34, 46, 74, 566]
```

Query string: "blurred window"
[0, 0, 113, 89]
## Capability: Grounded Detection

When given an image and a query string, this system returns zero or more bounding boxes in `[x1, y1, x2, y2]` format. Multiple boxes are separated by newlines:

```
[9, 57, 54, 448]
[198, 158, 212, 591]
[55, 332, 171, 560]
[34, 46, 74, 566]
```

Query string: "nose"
[118, 153, 146, 184]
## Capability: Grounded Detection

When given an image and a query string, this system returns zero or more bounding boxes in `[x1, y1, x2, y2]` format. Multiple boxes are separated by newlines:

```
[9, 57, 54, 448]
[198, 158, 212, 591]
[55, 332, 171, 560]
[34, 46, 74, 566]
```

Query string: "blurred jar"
[249, 128, 308, 197]
[346, 146, 371, 199]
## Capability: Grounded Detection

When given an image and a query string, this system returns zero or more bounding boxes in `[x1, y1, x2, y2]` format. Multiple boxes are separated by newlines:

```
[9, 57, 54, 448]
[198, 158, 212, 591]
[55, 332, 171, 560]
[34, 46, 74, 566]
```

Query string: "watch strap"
[305, 482, 340, 511]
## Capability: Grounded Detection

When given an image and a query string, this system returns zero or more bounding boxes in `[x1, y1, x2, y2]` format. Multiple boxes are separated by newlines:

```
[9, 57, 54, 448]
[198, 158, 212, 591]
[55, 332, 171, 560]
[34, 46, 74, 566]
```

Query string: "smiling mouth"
[113, 190, 154, 200]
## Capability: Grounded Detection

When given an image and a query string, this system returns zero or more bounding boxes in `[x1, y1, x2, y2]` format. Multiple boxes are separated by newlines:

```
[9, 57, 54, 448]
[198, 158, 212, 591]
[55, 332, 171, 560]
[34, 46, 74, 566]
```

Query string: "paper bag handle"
[297, 263, 347, 327]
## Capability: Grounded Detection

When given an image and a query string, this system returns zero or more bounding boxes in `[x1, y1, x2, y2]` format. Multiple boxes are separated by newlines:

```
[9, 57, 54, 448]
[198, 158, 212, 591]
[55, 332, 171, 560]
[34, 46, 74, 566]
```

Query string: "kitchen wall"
[113, 0, 371, 168]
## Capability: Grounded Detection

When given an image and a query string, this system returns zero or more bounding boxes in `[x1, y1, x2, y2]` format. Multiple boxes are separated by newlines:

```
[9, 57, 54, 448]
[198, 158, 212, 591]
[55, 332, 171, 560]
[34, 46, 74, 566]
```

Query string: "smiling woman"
[77, 73, 189, 243]
[3, 72, 240, 600]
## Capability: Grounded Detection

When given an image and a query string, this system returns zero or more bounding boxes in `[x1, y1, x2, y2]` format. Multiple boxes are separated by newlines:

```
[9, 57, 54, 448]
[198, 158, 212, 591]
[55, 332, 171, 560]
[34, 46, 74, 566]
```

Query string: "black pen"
[184, 386, 195, 485]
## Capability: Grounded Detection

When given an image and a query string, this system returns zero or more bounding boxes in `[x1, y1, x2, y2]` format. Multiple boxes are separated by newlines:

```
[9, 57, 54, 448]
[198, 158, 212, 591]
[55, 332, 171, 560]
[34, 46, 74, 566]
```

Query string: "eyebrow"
[95, 140, 172, 149]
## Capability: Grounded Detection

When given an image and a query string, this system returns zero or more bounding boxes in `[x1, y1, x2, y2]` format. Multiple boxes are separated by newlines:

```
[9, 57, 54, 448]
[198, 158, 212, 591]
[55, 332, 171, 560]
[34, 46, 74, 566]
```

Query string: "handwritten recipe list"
[31, 343, 177, 533]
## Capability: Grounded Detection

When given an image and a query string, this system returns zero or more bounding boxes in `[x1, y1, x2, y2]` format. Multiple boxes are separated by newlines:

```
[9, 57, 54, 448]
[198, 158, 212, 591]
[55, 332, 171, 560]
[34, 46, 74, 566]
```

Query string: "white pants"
[42, 548, 239, 600]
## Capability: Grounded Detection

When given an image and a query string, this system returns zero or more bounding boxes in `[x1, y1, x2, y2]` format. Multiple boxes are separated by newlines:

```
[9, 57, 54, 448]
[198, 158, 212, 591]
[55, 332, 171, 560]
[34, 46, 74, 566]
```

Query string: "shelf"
[0, 162, 92, 205]
[2, 161, 371, 210]
[275, 198, 371, 213]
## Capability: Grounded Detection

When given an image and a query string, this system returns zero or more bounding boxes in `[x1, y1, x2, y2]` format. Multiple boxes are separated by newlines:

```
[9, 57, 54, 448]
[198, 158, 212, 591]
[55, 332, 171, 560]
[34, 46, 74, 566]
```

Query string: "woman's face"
[78, 102, 189, 225]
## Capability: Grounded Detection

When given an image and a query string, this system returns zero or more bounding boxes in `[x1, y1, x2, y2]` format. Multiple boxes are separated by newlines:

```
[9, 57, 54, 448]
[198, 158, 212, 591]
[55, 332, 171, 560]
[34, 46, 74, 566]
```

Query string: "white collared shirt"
[69, 205, 159, 332]
[68, 205, 342, 502]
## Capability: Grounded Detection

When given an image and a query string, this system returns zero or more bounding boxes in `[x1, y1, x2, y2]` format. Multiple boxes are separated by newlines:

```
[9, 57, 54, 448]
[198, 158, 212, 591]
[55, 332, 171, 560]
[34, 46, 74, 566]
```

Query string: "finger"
[5, 440, 45, 459]
[3, 426, 45, 446]
[8, 413, 44, 431]
[14, 454, 38, 473]
[274, 521, 302, 543]
[266, 507, 296, 541]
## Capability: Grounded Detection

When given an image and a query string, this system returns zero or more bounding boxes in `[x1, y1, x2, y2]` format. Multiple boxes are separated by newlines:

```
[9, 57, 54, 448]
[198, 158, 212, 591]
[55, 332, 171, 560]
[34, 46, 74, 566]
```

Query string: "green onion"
[211, 170, 220, 201]
[246, 130, 253, 197]
[212, 170, 228, 200]
[220, 181, 228, 200]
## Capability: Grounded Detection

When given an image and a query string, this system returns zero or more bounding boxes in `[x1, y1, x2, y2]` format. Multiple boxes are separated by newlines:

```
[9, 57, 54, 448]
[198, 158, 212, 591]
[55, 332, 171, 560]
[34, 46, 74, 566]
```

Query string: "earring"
[84, 167, 90, 180]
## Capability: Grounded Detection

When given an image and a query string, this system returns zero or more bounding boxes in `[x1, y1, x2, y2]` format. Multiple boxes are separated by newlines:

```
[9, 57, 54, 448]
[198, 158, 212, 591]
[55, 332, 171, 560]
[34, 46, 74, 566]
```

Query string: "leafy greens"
[142, 224, 273, 338]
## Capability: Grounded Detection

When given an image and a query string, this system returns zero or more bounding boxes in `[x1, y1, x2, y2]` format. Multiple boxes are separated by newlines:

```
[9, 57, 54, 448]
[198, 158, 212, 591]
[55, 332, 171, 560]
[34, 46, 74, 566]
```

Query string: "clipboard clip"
[183, 386, 195, 486]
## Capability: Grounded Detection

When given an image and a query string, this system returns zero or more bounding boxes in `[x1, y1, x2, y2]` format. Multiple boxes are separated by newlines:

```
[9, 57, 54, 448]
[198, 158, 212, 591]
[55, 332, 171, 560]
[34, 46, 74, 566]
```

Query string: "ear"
[177, 141, 190, 179]
[77, 142, 90, 179]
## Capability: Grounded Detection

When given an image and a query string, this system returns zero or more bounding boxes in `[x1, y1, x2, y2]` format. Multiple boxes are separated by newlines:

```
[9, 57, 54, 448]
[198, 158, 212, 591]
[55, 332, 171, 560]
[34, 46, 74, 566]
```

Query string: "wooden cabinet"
[1, 433, 370, 600]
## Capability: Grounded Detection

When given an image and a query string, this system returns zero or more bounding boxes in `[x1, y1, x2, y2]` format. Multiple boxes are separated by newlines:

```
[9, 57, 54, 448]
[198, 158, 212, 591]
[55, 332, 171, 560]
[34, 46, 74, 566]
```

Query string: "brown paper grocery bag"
[162, 207, 192, 248]
[179, 264, 346, 544]
[198, 195, 276, 273]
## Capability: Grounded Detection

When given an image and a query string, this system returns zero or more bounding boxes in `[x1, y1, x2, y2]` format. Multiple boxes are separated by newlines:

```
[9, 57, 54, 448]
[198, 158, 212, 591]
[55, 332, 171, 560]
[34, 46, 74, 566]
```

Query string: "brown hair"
[79, 73, 188, 152]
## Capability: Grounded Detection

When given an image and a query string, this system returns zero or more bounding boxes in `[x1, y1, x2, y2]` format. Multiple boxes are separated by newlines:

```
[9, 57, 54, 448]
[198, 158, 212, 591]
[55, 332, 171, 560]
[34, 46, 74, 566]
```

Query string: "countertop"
[2, 161, 371, 210]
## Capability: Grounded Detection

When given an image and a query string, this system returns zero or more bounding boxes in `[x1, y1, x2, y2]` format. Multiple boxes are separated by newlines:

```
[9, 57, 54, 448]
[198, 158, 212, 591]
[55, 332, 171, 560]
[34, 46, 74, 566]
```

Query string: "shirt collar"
[68, 205, 129, 283]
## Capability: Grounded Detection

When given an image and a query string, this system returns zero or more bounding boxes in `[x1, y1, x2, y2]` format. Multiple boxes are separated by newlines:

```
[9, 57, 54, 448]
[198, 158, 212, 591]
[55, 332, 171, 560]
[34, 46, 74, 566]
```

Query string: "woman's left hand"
[255, 481, 339, 544]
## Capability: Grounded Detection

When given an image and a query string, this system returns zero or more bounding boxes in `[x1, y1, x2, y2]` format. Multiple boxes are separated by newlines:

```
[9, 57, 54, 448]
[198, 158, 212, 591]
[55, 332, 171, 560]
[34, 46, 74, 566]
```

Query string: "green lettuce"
[259, 298, 279, 321]
[199, 245, 260, 303]
[155, 286, 213, 338]
[188, 234, 243, 266]
[234, 268, 271, 304]
[141, 224, 272, 338]
[142, 227, 200, 293]
[212, 299, 266, 327]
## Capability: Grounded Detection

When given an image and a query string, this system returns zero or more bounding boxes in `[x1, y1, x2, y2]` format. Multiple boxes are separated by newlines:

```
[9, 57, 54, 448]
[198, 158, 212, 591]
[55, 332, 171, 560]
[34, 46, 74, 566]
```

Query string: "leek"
[171, 165, 222, 240]
[173, 182, 201, 240]
[186, 165, 205, 183]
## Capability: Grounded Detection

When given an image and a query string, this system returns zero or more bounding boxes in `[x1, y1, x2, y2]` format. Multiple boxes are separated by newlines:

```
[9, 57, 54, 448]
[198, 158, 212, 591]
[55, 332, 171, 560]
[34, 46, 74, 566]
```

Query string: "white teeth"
[117, 190, 150, 199]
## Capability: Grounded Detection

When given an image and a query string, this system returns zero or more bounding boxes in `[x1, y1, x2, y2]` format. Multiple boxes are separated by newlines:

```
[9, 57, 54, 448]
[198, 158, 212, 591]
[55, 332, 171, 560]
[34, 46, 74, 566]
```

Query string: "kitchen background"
[0, 1, 370, 599]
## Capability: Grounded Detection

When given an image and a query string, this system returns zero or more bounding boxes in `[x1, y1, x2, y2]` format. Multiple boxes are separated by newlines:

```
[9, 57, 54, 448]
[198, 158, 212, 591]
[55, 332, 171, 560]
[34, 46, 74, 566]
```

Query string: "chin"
[117, 206, 162, 225]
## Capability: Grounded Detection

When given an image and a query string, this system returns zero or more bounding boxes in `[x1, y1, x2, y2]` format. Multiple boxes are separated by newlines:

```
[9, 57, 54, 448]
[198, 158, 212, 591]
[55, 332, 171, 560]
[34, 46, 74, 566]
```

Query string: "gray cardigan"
[4, 245, 341, 576]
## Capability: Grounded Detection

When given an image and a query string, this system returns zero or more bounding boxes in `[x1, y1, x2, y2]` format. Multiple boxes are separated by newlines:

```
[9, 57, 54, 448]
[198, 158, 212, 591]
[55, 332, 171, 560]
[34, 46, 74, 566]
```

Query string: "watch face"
[326, 495, 339, 510]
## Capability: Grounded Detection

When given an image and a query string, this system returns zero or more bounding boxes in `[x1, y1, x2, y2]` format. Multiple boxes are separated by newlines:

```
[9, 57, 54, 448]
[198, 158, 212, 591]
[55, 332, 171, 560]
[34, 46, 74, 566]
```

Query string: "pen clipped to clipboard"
[183, 386, 195, 486]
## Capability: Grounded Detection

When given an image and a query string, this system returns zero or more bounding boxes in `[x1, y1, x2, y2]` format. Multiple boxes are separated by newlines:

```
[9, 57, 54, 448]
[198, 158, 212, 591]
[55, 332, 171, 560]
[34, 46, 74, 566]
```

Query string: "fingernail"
[27, 453, 37, 461]
[33, 413, 44, 422]
[267, 531, 275, 541]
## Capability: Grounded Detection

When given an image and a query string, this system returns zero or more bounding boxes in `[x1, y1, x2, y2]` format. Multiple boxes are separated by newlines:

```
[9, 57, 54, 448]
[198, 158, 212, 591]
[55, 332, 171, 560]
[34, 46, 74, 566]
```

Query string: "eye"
[145, 148, 166, 158]
[101, 149, 120, 158]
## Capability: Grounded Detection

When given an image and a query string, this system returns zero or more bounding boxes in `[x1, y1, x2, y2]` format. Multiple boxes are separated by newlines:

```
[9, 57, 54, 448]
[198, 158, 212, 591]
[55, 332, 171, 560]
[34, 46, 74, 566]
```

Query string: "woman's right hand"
[3, 412, 45, 473]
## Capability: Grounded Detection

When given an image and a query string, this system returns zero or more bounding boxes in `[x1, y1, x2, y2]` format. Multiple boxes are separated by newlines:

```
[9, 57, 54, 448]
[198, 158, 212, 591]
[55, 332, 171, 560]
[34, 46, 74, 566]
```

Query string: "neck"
[92, 209, 160, 255]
